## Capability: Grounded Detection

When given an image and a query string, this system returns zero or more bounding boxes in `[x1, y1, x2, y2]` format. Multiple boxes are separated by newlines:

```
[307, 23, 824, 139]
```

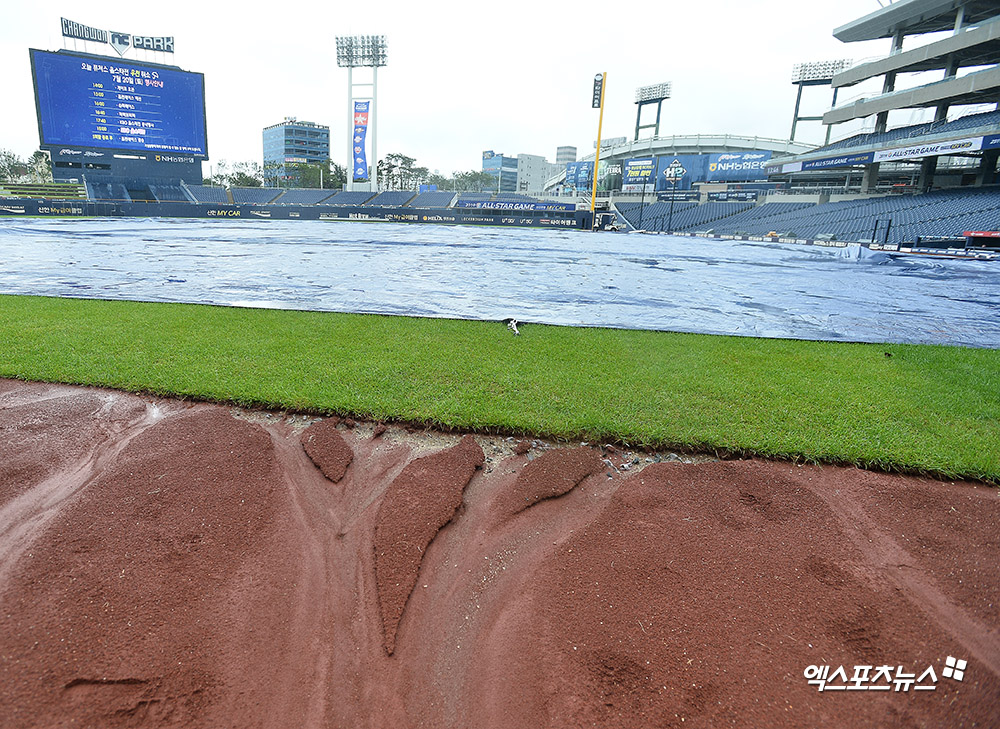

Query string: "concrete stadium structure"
[769, 0, 1000, 193]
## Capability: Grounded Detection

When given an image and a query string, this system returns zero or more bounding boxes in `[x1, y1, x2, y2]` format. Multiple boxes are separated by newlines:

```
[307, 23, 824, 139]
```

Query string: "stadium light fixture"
[635, 82, 671, 104]
[791, 59, 853, 83]
[633, 82, 671, 141]
[789, 59, 852, 146]
[335, 35, 388, 68]
[336, 35, 388, 192]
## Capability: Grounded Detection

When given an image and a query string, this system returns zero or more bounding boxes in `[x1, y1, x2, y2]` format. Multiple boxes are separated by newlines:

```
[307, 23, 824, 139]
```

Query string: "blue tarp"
[1, 218, 998, 348]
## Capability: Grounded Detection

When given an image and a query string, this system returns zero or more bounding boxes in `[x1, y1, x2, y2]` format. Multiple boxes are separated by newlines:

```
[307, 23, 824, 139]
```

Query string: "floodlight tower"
[634, 82, 671, 141]
[336, 35, 387, 191]
[789, 59, 852, 145]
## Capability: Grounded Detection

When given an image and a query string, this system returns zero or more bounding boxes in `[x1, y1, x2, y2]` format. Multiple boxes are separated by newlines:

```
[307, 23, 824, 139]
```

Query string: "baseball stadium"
[0, 1, 998, 727]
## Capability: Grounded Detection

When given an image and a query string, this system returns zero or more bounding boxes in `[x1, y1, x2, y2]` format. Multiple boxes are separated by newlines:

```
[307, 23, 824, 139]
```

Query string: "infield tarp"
[1, 219, 998, 347]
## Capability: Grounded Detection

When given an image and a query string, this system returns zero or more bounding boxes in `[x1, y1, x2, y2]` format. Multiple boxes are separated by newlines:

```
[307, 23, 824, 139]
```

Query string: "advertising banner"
[352, 101, 370, 182]
[706, 151, 771, 181]
[655, 155, 705, 191]
[873, 136, 984, 163]
[623, 158, 656, 193]
[708, 190, 759, 201]
[596, 160, 622, 192]
[565, 161, 594, 191]
[800, 152, 875, 171]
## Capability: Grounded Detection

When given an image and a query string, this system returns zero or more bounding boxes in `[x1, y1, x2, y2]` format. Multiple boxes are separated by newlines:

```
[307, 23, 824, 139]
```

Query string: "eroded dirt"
[0, 379, 997, 728]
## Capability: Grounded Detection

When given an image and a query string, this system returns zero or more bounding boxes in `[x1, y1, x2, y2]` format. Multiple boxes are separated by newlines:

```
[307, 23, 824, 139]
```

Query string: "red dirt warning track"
[0, 379, 997, 728]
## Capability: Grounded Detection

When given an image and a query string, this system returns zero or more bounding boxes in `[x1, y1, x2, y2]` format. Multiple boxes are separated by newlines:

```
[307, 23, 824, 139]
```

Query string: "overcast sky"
[3, 1, 913, 176]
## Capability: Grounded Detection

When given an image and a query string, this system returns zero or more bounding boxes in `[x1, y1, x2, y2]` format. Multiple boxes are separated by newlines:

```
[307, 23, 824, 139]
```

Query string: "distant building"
[482, 150, 518, 193]
[556, 146, 577, 164]
[262, 117, 330, 184]
[517, 154, 564, 194]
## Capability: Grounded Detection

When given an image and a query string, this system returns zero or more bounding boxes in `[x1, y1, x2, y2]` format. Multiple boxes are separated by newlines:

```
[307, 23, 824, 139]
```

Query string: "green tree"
[27, 151, 52, 183]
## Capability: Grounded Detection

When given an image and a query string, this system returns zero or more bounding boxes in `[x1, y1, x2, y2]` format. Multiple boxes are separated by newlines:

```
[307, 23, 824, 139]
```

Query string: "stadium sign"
[873, 136, 983, 162]
[60, 17, 174, 56]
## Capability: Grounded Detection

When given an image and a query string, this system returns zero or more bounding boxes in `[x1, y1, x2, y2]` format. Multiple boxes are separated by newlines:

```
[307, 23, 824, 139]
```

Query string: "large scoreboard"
[30, 48, 208, 157]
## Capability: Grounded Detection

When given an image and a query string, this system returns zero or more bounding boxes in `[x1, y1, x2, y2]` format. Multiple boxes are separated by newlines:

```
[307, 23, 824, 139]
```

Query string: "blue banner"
[707, 152, 771, 181]
[353, 101, 370, 182]
[623, 158, 656, 193]
[801, 152, 874, 171]
[564, 161, 594, 191]
[655, 155, 705, 191]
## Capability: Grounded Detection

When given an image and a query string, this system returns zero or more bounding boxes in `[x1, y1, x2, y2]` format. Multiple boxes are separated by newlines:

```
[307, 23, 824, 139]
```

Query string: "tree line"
[0, 149, 52, 184]
[212, 152, 497, 192]
[2, 146, 497, 193]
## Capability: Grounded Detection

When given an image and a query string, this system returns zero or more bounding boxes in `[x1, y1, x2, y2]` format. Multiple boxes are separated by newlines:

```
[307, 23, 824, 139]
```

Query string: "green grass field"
[1, 294, 998, 482]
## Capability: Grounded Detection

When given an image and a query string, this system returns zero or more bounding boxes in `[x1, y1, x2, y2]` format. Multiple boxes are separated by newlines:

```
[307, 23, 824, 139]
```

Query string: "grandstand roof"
[834, 0, 1000, 43]
[580, 135, 814, 163]
[834, 15, 1000, 86]
[823, 65, 1000, 124]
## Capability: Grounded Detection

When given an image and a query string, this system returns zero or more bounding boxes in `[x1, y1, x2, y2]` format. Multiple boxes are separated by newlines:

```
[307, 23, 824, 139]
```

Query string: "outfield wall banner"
[352, 101, 370, 182]
[706, 152, 771, 181]
[873, 136, 983, 163]
[623, 158, 656, 193]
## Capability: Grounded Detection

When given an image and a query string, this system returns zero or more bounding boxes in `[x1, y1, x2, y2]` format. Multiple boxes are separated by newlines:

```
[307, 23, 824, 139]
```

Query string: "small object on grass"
[504, 318, 520, 336]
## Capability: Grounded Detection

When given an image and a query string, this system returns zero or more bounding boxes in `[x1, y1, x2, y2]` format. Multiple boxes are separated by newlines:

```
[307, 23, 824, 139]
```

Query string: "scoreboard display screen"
[30, 48, 208, 157]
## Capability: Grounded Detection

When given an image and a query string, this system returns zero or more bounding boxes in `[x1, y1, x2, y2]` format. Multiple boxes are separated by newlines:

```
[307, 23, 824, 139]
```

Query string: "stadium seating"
[0, 182, 87, 199]
[149, 184, 192, 202]
[494, 193, 539, 202]
[455, 193, 494, 204]
[363, 191, 416, 207]
[407, 191, 456, 208]
[231, 187, 282, 204]
[85, 181, 131, 202]
[619, 188, 1000, 246]
[273, 189, 338, 205]
[186, 185, 230, 203]
[325, 191, 376, 206]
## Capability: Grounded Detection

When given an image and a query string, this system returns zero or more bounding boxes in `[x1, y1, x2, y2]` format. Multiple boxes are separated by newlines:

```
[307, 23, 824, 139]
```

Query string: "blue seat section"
[85, 181, 131, 202]
[325, 191, 376, 206]
[362, 191, 416, 207]
[274, 189, 337, 205]
[686, 189, 1000, 246]
[149, 184, 191, 202]
[815, 110, 1000, 154]
[614, 201, 704, 231]
[408, 191, 457, 208]
[187, 185, 230, 203]
[456, 193, 494, 204]
[231, 187, 282, 204]
[494, 193, 539, 202]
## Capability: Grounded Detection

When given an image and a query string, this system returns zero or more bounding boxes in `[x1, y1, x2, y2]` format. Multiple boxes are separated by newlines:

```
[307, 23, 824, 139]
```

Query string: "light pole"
[634, 82, 671, 141]
[336, 35, 387, 192]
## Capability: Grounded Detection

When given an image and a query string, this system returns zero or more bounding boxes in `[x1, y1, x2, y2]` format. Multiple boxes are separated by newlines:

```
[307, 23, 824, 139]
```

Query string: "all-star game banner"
[353, 101, 370, 182]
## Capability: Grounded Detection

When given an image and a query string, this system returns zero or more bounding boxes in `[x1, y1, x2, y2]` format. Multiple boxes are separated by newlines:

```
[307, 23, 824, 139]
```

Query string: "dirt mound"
[0, 380, 997, 728]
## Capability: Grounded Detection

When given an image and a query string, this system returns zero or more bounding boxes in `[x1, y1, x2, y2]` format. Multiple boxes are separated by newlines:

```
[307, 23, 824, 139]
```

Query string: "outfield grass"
[1, 293, 998, 482]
